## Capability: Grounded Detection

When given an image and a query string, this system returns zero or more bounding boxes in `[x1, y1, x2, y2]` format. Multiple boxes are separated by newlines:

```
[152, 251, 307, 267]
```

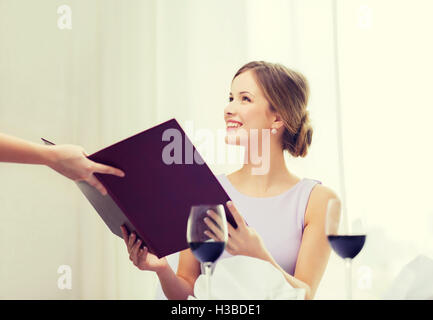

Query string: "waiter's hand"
[204, 200, 271, 261]
[47, 144, 125, 195]
[120, 225, 168, 273]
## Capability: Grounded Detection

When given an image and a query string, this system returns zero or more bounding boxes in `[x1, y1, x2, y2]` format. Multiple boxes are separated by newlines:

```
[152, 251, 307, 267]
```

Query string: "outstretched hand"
[47, 144, 125, 195]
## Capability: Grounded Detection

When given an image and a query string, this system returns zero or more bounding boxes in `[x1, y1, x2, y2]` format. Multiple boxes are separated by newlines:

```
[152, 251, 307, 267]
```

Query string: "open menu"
[42, 118, 235, 258]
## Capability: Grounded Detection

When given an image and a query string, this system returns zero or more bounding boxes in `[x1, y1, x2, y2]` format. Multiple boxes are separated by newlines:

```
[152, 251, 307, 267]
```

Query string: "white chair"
[383, 254, 433, 299]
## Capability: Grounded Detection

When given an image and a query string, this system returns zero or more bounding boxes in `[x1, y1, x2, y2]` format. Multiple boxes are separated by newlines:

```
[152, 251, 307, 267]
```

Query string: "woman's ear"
[273, 113, 285, 130]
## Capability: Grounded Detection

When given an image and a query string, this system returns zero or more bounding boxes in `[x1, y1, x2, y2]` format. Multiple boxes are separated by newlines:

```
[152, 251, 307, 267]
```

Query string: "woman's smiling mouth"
[226, 120, 243, 131]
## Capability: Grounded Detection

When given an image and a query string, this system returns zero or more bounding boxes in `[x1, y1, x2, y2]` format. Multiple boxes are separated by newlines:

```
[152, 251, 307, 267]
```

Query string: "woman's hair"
[233, 61, 313, 158]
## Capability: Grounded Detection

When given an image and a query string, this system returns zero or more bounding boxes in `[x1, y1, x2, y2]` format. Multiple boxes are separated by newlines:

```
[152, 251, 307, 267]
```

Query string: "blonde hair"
[233, 61, 313, 157]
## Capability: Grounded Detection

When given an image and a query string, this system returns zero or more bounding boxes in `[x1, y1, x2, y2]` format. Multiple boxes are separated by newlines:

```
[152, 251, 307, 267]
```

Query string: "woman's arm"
[255, 185, 336, 299]
[291, 185, 337, 299]
[158, 249, 201, 300]
[0, 133, 53, 164]
[0, 133, 125, 195]
[256, 250, 313, 298]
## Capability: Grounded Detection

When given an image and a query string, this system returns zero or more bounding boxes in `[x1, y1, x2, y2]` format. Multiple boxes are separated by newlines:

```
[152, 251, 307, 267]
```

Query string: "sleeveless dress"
[155, 173, 322, 299]
[215, 173, 322, 275]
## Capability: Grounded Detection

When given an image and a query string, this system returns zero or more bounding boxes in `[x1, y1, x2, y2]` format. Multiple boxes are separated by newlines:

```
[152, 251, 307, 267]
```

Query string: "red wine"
[327, 235, 366, 259]
[189, 241, 226, 263]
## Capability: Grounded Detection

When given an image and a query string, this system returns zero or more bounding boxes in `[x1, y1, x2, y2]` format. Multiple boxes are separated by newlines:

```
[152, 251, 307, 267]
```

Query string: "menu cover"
[42, 118, 235, 258]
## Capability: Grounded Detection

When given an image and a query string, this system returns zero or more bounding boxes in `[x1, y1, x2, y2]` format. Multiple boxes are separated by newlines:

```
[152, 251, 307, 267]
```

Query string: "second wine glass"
[325, 198, 366, 300]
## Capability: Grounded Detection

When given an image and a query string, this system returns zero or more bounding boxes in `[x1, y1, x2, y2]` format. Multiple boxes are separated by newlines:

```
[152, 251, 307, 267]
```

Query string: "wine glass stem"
[203, 262, 212, 300]
[345, 258, 352, 300]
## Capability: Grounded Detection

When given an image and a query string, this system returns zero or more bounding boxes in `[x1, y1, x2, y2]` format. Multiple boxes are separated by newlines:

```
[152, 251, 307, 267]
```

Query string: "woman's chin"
[224, 133, 248, 146]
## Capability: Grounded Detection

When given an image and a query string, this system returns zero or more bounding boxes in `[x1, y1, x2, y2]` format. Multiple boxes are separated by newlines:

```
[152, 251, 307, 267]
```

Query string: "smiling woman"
[226, 61, 313, 158]
[123, 60, 339, 300]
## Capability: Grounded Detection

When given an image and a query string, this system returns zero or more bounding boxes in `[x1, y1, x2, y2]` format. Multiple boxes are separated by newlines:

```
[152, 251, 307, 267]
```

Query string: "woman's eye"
[228, 96, 250, 102]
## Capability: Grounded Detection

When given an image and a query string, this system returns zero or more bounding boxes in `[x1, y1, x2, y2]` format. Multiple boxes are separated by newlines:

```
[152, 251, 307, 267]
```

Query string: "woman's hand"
[204, 201, 271, 261]
[46, 144, 125, 195]
[120, 225, 168, 273]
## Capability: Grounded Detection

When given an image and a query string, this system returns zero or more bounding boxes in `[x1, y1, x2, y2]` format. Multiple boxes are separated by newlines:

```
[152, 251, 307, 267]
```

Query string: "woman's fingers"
[130, 239, 142, 264]
[136, 247, 149, 270]
[84, 161, 125, 196]
[207, 209, 236, 236]
[120, 225, 129, 246]
[203, 212, 239, 255]
[204, 212, 225, 241]
[203, 230, 218, 242]
[206, 209, 237, 240]
[204, 210, 240, 253]
[226, 201, 246, 229]
[91, 162, 125, 178]
[121, 227, 142, 259]
[128, 232, 136, 252]
[227, 223, 236, 237]
[86, 174, 108, 195]
[203, 229, 236, 253]
[206, 209, 224, 226]
[138, 246, 148, 258]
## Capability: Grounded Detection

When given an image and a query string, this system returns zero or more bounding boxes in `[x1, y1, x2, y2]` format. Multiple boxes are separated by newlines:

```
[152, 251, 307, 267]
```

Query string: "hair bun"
[284, 111, 313, 157]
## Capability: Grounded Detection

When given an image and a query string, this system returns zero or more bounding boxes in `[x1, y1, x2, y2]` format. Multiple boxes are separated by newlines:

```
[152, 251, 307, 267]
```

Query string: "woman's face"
[224, 70, 277, 146]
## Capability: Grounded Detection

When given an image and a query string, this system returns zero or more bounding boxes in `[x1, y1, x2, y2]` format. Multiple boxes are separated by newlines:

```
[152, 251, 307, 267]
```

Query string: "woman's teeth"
[227, 123, 242, 128]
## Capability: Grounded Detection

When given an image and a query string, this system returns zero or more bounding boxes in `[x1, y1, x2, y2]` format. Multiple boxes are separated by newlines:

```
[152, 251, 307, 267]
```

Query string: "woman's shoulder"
[305, 182, 340, 224]
[310, 183, 338, 201]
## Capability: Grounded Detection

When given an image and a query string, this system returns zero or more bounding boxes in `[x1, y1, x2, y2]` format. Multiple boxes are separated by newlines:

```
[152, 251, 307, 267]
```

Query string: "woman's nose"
[224, 102, 236, 117]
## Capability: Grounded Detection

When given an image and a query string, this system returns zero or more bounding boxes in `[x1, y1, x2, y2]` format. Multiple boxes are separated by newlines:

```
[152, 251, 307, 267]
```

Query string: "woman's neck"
[236, 141, 291, 193]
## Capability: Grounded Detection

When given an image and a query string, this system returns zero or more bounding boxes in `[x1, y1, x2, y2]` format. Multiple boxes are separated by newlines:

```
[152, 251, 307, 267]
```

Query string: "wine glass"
[325, 198, 366, 300]
[187, 204, 228, 299]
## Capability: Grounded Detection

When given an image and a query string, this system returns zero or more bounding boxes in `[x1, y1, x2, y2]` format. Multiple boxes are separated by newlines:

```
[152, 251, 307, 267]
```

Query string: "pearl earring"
[271, 128, 277, 135]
